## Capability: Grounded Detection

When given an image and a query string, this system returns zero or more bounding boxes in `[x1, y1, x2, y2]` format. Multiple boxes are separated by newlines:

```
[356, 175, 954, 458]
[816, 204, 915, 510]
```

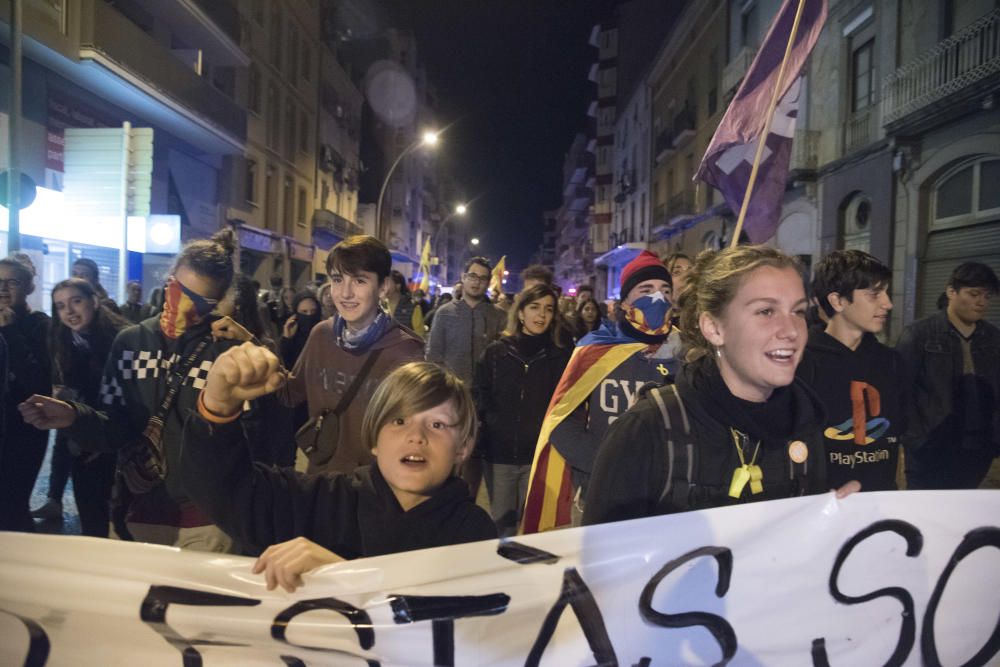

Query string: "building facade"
[2, 0, 248, 305]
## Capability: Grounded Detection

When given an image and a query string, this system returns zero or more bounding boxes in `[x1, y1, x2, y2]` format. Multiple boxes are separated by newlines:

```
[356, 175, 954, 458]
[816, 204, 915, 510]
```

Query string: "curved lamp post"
[376, 130, 439, 242]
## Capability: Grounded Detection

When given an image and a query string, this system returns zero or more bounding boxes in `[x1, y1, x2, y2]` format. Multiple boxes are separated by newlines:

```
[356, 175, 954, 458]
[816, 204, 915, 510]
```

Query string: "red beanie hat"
[620, 250, 671, 298]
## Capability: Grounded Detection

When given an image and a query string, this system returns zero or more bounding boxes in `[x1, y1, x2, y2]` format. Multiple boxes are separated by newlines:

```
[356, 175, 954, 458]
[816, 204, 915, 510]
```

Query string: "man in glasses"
[426, 256, 506, 496]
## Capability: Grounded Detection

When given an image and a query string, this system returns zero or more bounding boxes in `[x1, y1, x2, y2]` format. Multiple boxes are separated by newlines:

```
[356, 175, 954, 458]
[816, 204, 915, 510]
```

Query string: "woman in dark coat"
[473, 284, 571, 536]
[46, 278, 131, 536]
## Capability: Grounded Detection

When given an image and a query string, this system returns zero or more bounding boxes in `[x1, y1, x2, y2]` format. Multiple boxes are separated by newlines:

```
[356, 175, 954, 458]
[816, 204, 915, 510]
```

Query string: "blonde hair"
[677, 245, 804, 362]
[361, 362, 477, 451]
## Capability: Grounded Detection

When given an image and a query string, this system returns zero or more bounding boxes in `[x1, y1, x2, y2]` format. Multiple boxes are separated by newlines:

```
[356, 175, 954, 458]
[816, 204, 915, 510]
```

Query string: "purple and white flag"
[696, 0, 827, 243]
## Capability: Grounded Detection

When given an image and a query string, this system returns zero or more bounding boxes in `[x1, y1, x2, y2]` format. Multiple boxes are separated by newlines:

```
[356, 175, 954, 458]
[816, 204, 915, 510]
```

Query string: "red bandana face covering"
[159, 279, 216, 339]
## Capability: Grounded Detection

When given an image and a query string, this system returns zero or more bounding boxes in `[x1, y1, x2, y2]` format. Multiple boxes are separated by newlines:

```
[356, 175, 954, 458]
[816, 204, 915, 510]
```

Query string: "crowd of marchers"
[1, 232, 997, 592]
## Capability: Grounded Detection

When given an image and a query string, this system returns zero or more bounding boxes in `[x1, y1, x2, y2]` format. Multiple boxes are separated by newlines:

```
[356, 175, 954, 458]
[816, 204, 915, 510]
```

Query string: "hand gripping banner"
[2, 490, 998, 666]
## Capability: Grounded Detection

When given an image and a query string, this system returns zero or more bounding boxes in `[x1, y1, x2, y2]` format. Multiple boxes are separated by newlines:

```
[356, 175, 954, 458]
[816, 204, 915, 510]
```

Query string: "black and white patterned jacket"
[67, 315, 240, 510]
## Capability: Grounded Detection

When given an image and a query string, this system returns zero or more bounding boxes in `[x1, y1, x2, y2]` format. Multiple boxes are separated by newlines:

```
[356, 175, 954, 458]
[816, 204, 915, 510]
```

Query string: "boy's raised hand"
[252, 536, 345, 592]
[202, 342, 285, 416]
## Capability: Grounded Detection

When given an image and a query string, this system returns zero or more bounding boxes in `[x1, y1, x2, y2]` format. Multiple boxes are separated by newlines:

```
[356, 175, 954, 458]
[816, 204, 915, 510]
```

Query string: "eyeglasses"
[0, 278, 23, 289]
[463, 273, 490, 283]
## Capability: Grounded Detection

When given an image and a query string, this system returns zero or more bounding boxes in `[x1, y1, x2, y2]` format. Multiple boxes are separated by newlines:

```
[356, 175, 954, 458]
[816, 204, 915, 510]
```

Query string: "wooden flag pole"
[730, 0, 809, 248]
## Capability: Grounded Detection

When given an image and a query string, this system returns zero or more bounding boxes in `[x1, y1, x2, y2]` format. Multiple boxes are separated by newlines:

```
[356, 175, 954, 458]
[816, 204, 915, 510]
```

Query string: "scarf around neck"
[334, 308, 391, 351]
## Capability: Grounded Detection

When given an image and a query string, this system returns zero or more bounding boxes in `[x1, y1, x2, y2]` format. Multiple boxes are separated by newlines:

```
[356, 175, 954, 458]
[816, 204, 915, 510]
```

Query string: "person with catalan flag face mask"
[522, 250, 681, 532]
[19, 229, 246, 553]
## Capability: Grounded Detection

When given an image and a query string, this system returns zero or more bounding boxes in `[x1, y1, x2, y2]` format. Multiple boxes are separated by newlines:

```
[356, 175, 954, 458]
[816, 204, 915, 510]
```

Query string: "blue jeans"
[484, 462, 531, 537]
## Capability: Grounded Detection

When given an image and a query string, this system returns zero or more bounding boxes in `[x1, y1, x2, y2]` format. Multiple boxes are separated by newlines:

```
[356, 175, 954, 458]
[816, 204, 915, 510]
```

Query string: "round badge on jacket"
[787, 440, 809, 464]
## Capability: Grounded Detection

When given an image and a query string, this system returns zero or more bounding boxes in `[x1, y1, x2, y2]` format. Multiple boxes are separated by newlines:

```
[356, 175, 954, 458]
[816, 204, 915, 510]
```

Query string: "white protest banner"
[1, 490, 998, 666]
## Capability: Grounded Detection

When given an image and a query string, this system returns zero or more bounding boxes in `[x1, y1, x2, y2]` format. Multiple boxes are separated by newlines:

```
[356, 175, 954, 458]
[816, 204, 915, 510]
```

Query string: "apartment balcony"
[76, 0, 247, 151]
[667, 189, 696, 218]
[672, 105, 697, 148]
[654, 129, 675, 164]
[790, 129, 820, 174]
[130, 0, 248, 66]
[313, 208, 363, 243]
[842, 104, 881, 154]
[883, 8, 1000, 131]
[722, 46, 756, 98]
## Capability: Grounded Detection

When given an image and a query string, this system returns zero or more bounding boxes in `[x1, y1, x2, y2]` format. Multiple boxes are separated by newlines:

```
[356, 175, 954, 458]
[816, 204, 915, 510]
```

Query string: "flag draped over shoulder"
[418, 238, 432, 293]
[521, 324, 646, 534]
[695, 0, 827, 243]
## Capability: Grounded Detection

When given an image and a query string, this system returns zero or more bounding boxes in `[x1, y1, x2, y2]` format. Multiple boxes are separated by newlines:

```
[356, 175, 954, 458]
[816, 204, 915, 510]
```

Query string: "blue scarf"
[334, 309, 391, 351]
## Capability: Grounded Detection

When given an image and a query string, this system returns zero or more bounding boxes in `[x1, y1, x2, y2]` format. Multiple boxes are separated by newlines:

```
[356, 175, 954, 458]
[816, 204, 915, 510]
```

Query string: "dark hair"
[292, 290, 320, 313]
[812, 250, 892, 318]
[173, 227, 237, 297]
[327, 235, 392, 282]
[576, 283, 593, 294]
[127, 280, 141, 289]
[226, 273, 271, 342]
[519, 264, 553, 285]
[0, 257, 35, 297]
[504, 283, 567, 347]
[575, 296, 602, 336]
[390, 270, 410, 295]
[436, 292, 453, 307]
[947, 261, 999, 294]
[49, 278, 130, 384]
[72, 257, 101, 282]
[464, 256, 492, 273]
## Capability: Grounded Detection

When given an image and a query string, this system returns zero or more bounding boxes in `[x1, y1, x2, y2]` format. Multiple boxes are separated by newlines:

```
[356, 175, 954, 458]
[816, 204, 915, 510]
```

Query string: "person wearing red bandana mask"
[522, 250, 680, 531]
[19, 229, 245, 552]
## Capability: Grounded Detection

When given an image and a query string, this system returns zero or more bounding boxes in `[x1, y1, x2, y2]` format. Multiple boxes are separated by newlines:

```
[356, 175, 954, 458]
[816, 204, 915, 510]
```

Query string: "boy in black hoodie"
[797, 250, 905, 491]
[181, 349, 496, 592]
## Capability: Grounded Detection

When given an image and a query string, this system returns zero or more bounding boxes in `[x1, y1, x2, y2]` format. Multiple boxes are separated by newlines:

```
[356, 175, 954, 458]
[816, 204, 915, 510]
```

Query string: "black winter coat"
[473, 334, 571, 465]
[181, 413, 497, 557]
[583, 357, 828, 526]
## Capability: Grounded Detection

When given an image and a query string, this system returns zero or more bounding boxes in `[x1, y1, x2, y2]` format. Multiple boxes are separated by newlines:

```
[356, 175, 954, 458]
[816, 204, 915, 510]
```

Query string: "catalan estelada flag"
[520, 326, 647, 534]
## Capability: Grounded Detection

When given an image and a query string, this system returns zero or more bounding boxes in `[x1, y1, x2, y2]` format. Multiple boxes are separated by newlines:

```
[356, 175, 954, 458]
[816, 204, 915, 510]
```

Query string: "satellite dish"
[364, 60, 417, 128]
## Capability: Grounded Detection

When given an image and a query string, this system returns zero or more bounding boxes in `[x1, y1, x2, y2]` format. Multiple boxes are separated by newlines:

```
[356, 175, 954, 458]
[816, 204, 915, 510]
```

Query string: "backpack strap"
[649, 384, 696, 512]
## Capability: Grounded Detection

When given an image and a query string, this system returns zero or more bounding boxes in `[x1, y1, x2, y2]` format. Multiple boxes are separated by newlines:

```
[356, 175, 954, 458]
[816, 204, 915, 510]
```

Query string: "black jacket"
[1, 308, 51, 445]
[583, 357, 828, 526]
[67, 316, 240, 526]
[181, 413, 497, 558]
[896, 311, 1000, 455]
[473, 334, 571, 465]
[796, 331, 906, 491]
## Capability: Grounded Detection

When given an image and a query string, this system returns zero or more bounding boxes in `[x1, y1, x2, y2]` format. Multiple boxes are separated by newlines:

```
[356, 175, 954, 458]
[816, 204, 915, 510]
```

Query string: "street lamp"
[471, 237, 480, 246]
[376, 129, 439, 241]
[434, 203, 468, 286]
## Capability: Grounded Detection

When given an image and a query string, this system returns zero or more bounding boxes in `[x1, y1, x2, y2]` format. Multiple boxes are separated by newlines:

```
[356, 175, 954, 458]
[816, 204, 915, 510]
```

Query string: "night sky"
[381, 0, 608, 270]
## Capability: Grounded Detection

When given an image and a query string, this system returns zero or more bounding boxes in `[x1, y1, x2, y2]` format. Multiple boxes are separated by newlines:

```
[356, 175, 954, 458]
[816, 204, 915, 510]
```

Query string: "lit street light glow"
[422, 130, 440, 146]
[455, 203, 467, 215]
[471, 237, 480, 245]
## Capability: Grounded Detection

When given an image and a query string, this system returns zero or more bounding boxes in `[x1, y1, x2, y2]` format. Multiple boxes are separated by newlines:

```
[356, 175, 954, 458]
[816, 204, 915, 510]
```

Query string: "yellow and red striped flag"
[520, 339, 646, 533]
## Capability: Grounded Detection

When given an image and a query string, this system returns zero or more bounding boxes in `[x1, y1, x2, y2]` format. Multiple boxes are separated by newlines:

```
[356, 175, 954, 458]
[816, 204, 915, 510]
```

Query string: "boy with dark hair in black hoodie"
[797, 250, 905, 491]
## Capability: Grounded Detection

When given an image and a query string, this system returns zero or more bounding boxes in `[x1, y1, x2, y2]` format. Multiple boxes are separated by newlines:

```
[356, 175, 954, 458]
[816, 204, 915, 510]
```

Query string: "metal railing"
[667, 189, 695, 218]
[883, 8, 1000, 124]
[843, 104, 881, 154]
